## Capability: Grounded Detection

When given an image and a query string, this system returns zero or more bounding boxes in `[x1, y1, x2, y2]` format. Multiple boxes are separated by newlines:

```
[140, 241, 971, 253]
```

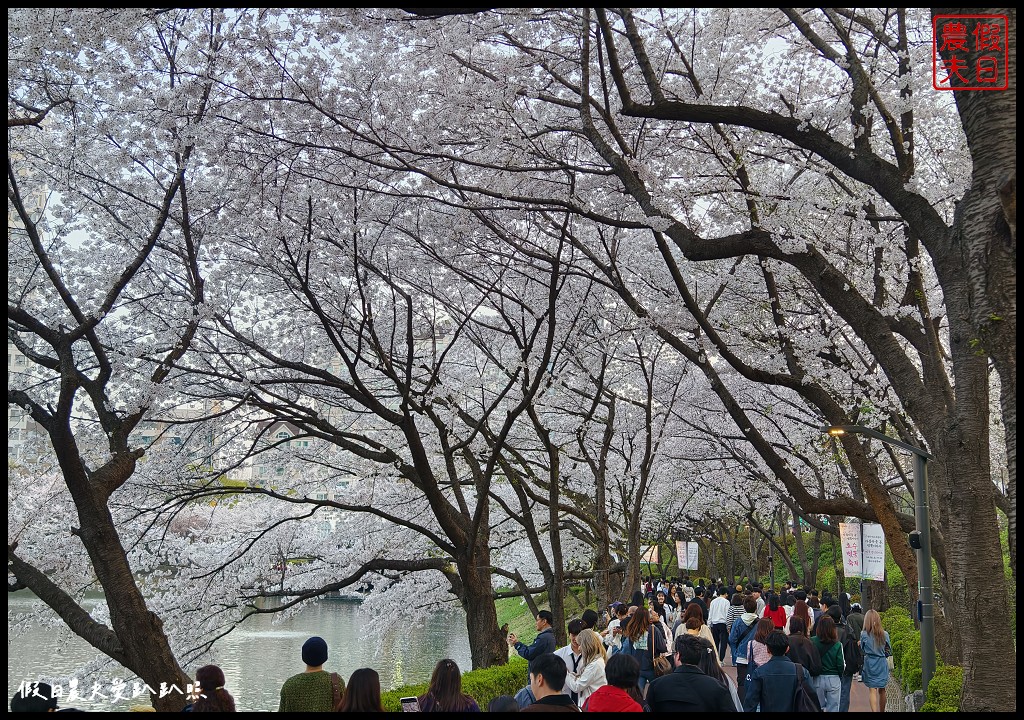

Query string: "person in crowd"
[687, 587, 709, 624]
[825, 604, 859, 711]
[581, 653, 644, 712]
[509, 610, 557, 708]
[838, 592, 853, 621]
[845, 601, 866, 682]
[652, 591, 671, 626]
[649, 605, 674, 670]
[630, 589, 646, 608]
[335, 668, 384, 712]
[747, 617, 776, 670]
[645, 634, 736, 711]
[859, 609, 891, 712]
[786, 617, 822, 678]
[812, 595, 836, 635]
[602, 603, 629, 655]
[808, 591, 822, 625]
[666, 587, 681, 617]
[508, 610, 557, 672]
[555, 619, 585, 704]
[564, 629, 607, 709]
[675, 602, 720, 665]
[810, 615, 844, 712]
[724, 592, 746, 665]
[846, 603, 866, 646]
[728, 595, 760, 702]
[581, 609, 600, 631]
[743, 630, 817, 712]
[521, 653, 580, 713]
[695, 637, 743, 711]
[417, 658, 480, 712]
[487, 695, 520, 712]
[782, 592, 796, 621]
[762, 592, 787, 630]
[279, 636, 345, 712]
[787, 598, 813, 637]
[193, 664, 235, 712]
[620, 603, 667, 692]
[708, 584, 731, 664]
[751, 586, 766, 616]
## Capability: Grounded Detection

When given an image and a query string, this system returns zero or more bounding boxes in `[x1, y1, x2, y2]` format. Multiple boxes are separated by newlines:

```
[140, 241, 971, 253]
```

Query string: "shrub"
[380, 657, 528, 712]
[920, 665, 963, 712]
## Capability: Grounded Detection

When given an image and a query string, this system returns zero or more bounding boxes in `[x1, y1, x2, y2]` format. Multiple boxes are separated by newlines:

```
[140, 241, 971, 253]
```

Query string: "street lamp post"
[823, 424, 935, 698]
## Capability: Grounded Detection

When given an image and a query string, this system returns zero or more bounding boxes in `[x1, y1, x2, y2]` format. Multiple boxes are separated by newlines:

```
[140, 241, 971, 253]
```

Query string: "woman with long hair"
[694, 637, 742, 711]
[335, 668, 384, 713]
[787, 599, 813, 636]
[762, 592, 787, 630]
[674, 602, 720, 665]
[786, 617, 822, 677]
[417, 659, 480, 712]
[620, 605, 665, 692]
[859, 609, 891, 712]
[192, 665, 235, 712]
[564, 629, 607, 708]
[746, 617, 776, 669]
[810, 616, 845, 712]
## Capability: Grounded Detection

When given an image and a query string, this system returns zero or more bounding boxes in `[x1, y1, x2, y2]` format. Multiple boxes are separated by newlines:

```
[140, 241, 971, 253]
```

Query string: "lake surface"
[8, 592, 471, 712]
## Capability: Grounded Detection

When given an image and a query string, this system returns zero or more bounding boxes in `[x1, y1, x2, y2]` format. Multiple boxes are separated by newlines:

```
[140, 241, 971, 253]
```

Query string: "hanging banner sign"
[862, 522, 886, 581]
[675, 540, 699, 570]
[839, 522, 863, 577]
[839, 522, 885, 581]
[641, 544, 659, 564]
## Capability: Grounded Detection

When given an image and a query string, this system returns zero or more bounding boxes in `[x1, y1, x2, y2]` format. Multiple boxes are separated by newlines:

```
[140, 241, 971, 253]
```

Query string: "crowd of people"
[505, 577, 890, 712]
[11, 578, 891, 713]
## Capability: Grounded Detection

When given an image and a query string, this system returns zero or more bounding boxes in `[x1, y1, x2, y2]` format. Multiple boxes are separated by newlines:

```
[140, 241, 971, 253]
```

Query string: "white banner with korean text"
[675, 540, 699, 570]
[839, 521, 885, 581]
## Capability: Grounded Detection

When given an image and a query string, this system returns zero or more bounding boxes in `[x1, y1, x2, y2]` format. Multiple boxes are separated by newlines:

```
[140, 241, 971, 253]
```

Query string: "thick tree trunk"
[924, 312, 1015, 710]
[937, 5, 1016, 585]
[458, 553, 506, 670]
[53, 435, 191, 711]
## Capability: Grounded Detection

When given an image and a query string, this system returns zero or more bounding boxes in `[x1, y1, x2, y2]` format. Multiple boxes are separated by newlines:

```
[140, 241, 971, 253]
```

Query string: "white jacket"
[564, 657, 607, 708]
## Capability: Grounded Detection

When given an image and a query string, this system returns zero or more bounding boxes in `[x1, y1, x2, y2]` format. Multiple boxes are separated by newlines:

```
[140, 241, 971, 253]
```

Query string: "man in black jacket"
[647, 634, 737, 712]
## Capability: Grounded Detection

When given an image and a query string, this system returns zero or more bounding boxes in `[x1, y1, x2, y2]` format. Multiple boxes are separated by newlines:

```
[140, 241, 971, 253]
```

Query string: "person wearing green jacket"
[810, 616, 844, 712]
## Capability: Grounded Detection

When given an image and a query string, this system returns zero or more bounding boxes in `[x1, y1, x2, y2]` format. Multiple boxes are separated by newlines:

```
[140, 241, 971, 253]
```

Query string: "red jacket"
[582, 685, 643, 712]
[763, 605, 788, 629]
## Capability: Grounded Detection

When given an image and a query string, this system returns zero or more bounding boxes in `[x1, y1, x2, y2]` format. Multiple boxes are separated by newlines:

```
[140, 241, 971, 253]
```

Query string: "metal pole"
[913, 452, 935, 697]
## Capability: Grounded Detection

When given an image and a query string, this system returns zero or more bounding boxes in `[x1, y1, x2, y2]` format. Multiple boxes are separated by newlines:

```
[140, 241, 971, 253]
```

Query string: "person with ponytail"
[193, 665, 236, 712]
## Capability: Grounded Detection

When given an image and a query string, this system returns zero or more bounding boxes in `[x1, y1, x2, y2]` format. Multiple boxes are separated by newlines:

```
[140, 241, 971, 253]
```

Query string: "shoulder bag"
[884, 638, 894, 670]
[651, 630, 672, 677]
[792, 662, 822, 712]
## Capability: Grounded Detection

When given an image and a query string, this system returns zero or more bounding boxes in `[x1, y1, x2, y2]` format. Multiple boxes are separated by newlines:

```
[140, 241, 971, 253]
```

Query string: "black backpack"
[792, 662, 822, 712]
[839, 627, 862, 674]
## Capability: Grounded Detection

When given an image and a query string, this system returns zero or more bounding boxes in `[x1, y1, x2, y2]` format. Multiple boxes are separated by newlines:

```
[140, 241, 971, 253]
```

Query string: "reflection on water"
[8, 593, 471, 712]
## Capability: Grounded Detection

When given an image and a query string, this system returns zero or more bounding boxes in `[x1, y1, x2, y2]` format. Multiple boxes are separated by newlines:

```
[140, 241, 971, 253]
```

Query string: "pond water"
[8, 592, 472, 712]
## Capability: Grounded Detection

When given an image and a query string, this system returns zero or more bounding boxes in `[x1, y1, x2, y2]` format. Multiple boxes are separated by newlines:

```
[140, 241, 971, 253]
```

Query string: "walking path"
[722, 663, 873, 712]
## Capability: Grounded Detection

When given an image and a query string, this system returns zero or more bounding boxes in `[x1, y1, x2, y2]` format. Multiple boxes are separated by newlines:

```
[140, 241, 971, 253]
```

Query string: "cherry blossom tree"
[7, 8, 240, 710]
[9, 9, 1013, 710]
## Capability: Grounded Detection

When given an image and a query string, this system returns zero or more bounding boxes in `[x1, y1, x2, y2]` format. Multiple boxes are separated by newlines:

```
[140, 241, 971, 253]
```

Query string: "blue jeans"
[839, 673, 853, 712]
[814, 674, 841, 712]
[638, 671, 654, 692]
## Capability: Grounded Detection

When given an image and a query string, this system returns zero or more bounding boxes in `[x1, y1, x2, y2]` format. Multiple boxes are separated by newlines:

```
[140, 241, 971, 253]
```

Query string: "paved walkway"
[722, 662, 875, 712]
